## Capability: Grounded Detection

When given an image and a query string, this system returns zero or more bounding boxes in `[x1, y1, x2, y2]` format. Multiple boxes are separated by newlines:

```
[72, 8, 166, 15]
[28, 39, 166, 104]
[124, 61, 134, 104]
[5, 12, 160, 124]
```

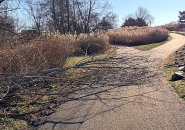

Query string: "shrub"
[74, 33, 110, 55]
[0, 36, 73, 73]
[107, 26, 169, 46]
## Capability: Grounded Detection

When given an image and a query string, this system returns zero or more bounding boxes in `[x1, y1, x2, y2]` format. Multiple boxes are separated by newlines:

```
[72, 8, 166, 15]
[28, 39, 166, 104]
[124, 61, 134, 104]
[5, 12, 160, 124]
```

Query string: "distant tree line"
[0, 0, 159, 35]
[162, 11, 185, 31]
[0, 0, 117, 35]
[0, 0, 16, 44]
[24, 0, 118, 34]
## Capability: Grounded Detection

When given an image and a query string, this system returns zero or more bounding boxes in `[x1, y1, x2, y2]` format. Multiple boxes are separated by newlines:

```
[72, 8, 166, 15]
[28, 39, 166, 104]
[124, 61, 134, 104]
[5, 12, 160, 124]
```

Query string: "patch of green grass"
[134, 42, 165, 51]
[134, 36, 172, 51]
[172, 81, 185, 99]
[0, 118, 27, 130]
[166, 68, 185, 100]
[64, 47, 117, 79]
[166, 68, 175, 80]
[65, 48, 116, 67]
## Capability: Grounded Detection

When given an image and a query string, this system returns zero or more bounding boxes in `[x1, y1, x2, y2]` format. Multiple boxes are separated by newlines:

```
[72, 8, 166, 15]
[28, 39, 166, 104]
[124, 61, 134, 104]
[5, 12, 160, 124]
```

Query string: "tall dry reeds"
[74, 33, 110, 55]
[0, 36, 74, 73]
[107, 26, 169, 46]
[0, 32, 110, 73]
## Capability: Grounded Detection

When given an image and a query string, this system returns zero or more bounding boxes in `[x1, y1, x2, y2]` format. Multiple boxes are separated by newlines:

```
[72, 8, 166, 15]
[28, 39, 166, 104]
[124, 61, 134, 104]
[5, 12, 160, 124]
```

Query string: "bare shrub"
[74, 33, 110, 55]
[107, 26, 169, 46]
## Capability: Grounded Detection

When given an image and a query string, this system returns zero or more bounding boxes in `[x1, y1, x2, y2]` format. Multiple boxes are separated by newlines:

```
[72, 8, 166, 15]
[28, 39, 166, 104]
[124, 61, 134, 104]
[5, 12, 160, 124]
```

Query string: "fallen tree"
[0, 49, 159, 129]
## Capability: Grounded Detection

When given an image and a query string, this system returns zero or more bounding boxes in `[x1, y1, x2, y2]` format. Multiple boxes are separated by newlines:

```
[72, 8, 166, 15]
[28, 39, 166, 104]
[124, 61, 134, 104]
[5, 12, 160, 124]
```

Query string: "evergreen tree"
[122, 18, 137, 27]
[122, 17, 147, 27]
[136, 18, 148, 26]
[178, 11, 185, 28]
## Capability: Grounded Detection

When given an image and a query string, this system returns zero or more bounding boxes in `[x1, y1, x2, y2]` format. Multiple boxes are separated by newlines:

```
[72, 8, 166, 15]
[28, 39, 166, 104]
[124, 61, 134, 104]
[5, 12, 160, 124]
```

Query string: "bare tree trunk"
[25, 0, 42, 36]
[59, 0, 65, 34]
[76, 0, 86, 33]
[66, 0, 70, 33]
[51, 0, 57, 32]
[72, 0, 76, 33]
[85, 0, 93, 33]
[76, 0, 93, 33]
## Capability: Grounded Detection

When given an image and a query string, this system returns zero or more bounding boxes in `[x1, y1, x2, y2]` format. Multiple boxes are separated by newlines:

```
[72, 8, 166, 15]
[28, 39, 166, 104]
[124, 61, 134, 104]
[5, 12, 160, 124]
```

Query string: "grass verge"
[65, 47, 116, 67]
[134, 36, 172, 51]
[166, 67, 185, 99]
[134, 41, 165, 51]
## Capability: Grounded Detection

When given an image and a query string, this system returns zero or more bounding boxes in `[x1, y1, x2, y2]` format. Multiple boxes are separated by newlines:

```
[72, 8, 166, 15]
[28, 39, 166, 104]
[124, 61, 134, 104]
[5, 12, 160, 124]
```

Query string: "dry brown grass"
[0, 32, 111, 73]
[0, 36, 74, 73]
[107, 26, 169, 46]
[74, 33, 110, 55]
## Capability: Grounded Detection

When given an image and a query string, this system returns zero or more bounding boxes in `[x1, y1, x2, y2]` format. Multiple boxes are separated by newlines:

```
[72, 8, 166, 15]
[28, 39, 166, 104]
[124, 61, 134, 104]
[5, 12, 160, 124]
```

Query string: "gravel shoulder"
[37, 33, 185, 130]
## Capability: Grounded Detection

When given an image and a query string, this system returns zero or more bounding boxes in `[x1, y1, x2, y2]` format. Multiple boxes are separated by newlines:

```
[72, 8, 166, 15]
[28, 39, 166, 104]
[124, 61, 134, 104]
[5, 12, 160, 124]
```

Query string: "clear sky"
[110, 0, 185, 26]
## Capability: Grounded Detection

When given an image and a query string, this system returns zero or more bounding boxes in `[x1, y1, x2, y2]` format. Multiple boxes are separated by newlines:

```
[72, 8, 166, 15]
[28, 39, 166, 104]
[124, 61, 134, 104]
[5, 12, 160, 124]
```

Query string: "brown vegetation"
[0, 32, 110, 74]
[74, 33, 110, 55]
[0, 48, 154, 129]
[161, 23, 180, 31]
[0, 26, 169, 74]
[0, 36, 73, 73]
[107, 26, 169, 46]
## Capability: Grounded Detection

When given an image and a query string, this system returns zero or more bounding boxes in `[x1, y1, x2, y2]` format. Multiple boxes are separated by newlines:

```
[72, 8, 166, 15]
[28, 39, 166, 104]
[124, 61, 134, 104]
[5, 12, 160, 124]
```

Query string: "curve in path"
[149, 33, 185, 59]
[37, 33, 185, 130]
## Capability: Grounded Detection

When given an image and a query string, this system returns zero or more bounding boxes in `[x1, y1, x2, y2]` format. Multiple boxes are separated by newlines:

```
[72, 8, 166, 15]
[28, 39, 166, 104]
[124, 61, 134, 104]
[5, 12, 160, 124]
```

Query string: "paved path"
[37, 33, 185, 130]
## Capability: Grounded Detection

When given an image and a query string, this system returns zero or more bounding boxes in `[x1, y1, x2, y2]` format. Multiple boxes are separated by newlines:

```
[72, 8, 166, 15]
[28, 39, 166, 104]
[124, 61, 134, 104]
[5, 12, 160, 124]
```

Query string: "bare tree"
[0, 49, 158, 128]
[0, 1, 16, 46]
[38, 0, 116, 34]
[45, 0, 72, 33]
[25, 0, 46, 35]
[76, 0, 95, 33]
[0, 0, 21, 32]
[135, 6, 154, 26]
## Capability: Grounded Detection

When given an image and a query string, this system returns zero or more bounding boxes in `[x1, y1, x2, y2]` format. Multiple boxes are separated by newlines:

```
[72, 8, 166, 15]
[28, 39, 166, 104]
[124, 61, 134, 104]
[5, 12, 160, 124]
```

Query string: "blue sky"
[110, 0, 185, 26]
[9, 0, 185, 28]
